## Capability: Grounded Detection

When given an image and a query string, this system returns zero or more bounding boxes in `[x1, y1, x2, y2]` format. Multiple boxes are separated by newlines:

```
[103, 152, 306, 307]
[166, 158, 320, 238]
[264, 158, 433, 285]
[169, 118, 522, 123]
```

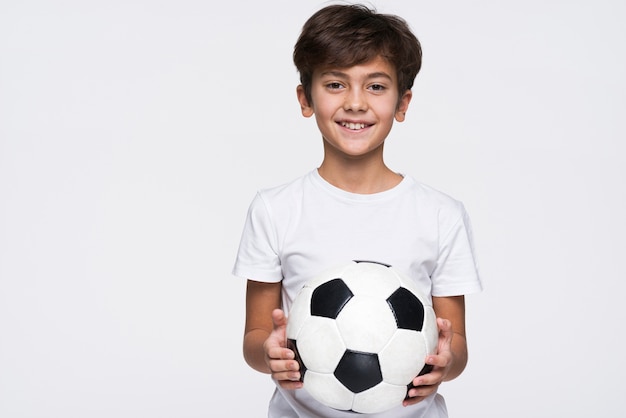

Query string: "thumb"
[437, 318, 453, 348]
[272, 308, 288, 330]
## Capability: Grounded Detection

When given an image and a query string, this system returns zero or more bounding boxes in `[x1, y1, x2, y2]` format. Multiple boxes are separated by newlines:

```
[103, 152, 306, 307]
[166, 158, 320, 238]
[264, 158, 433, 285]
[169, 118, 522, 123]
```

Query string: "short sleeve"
[430, 204, 482, 296]
[232, 193, 283, 283]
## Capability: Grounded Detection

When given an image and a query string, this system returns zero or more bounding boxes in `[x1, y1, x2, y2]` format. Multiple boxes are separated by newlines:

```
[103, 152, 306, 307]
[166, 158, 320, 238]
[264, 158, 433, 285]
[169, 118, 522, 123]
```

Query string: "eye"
[326, 82, 344, 90]
[368, 84, 386, 92]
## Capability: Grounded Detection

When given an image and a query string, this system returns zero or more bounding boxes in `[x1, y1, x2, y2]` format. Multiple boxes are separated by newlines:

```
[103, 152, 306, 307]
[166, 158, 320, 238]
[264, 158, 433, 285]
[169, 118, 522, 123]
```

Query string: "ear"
[395, 89, 413, 122]
[296, 85, 314, 117]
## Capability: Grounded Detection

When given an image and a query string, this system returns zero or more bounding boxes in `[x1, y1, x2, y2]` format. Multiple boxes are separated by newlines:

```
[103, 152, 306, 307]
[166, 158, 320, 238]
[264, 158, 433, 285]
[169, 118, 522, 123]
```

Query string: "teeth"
[341, 122, 366, 130]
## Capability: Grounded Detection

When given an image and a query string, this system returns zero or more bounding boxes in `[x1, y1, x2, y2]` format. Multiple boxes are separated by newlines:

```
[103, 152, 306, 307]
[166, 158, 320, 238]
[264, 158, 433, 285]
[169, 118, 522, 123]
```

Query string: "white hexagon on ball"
[352, 381, 408, 414]
[336, 295, 397, 353]
[296, 316, 345, 373]
[378, 329, 428, 385]
[303, 371, 354, 411]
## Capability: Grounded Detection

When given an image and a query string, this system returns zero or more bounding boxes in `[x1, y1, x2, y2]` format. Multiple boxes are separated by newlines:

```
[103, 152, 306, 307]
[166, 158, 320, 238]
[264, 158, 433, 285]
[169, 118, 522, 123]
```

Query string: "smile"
[340, 121, 369, 130]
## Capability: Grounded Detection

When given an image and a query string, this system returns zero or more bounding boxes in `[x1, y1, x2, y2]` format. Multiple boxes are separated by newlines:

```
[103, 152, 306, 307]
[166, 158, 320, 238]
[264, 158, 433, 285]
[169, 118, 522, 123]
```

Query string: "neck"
[317, 159, 402, 194]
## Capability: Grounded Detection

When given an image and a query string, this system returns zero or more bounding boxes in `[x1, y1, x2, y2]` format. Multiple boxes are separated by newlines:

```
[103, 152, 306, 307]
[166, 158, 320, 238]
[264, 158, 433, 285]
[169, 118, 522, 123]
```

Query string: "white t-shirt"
[233, 169, 482, 417]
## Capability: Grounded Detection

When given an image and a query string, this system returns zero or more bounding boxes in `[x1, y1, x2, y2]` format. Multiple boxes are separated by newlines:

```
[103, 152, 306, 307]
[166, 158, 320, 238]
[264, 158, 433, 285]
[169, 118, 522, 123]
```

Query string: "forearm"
[243, 328, 272, 374]
[444, 331, 468, 382]
[431, 296, 468, 382]
[244, 280, 283, 374]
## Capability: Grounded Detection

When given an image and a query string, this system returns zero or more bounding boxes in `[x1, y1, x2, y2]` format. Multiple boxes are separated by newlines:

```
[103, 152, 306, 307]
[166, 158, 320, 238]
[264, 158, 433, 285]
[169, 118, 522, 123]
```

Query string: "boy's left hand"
[403, 318, 453, 407]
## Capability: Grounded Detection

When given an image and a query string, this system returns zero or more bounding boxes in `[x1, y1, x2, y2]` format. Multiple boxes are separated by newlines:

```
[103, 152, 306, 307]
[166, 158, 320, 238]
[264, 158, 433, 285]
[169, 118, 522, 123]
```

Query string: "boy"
[232, 4, 482, 417]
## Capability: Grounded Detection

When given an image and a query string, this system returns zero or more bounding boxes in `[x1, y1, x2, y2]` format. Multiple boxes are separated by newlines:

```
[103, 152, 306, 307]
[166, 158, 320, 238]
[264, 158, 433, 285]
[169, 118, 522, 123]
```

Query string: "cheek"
[378, 97, 402, 117]
[313, 113, 336, 136]
[381, 107, 400, 123]
[312, 102, 339, 124]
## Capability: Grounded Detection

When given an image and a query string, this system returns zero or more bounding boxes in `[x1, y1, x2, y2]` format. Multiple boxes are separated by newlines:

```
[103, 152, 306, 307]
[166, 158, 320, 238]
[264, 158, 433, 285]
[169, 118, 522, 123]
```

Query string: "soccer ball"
[286, 260, 438, 414]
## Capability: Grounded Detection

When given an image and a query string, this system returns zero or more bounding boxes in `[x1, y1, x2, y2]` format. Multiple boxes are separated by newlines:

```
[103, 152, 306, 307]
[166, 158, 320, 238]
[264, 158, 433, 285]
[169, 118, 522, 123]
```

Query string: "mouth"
[339, 121, 371, 130]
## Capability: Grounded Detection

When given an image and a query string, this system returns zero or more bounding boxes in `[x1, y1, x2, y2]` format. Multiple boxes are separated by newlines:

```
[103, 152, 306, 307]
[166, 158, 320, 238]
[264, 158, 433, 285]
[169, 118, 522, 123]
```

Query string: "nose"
[343, 88, 367, 112]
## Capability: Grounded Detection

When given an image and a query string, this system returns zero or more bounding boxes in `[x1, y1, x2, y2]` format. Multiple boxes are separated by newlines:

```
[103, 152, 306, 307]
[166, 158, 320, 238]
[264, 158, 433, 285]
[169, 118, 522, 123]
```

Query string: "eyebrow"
[320, 70, 393, 81]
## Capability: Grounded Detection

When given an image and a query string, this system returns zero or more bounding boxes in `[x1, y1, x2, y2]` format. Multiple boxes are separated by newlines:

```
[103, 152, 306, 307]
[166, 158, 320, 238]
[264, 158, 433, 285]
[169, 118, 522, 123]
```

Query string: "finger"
[272, 308, 288, 329]
[435, 318, 454, 357]
[267, 345, 295, 361]
[406, 386, 435, 400]
[403, 383, 439, 406]
[403, 395, 427, 407]
[269, 358, 300, 374]
[269, 359, 302, 385]
[437, 318, 453, 341]
[410, 367, 443, 388]
[426, 353, 451, 369]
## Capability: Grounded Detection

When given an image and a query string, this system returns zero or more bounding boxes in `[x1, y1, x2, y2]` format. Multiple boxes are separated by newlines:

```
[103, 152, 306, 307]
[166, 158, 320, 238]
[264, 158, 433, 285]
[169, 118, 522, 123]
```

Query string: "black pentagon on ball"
[386, 287, 425, 331]
[310, 278, 354, 319]
[334, 350, 383, 393]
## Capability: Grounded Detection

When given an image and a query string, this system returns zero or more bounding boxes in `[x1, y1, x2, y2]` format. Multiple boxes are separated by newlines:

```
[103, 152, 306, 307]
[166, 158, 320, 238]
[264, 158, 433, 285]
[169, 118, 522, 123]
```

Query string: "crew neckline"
[309, 168, 411, 203]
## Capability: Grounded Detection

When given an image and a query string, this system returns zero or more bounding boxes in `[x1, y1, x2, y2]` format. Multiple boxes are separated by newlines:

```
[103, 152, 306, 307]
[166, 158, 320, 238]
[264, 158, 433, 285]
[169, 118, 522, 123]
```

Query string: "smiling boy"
[297, 55, 410, 194]
[233, 4, 482, 417]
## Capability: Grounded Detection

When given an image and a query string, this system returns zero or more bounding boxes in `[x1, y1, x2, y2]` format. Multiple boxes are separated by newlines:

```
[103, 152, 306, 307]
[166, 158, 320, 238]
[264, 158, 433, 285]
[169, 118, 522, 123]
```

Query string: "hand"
[403, 318, 454, 406]
[263, 309, 303, 389]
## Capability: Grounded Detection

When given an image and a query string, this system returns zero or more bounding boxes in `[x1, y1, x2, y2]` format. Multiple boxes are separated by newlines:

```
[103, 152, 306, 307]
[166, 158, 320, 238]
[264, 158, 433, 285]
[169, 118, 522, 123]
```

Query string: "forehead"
[314, 56, 397, 82]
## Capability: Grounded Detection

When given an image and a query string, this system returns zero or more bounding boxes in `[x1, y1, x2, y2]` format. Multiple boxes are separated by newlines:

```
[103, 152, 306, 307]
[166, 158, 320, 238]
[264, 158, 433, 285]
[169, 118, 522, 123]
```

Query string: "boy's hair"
[293, 3, 422, 105]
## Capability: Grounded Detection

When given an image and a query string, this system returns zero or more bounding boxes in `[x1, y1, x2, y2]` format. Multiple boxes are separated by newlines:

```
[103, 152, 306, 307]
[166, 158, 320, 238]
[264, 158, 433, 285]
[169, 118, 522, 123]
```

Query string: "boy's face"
[297, 56, 411, 161]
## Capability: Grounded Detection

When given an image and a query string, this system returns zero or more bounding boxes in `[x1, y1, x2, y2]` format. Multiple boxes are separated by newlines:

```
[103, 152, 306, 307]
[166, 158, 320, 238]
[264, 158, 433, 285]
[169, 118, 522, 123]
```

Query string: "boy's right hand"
[263, 309, 303, 389]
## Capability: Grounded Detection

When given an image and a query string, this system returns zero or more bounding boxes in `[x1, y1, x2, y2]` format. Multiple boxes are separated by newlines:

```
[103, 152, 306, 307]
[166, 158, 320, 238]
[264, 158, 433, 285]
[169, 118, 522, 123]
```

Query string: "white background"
[1, 0, 625, 417]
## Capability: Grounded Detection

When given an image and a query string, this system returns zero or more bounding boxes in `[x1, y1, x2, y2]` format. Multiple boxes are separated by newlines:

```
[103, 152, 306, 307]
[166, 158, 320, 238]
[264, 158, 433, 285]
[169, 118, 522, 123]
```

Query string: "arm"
[404, 295, 467, 405]
[243, 280, 303, 388]
[432, 295, 468, 381]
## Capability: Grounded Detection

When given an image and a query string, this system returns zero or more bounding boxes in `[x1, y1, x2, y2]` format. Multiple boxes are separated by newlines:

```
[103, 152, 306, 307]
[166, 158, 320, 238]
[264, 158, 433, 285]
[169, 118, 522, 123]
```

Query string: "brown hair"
[293, 3, 422, 104]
